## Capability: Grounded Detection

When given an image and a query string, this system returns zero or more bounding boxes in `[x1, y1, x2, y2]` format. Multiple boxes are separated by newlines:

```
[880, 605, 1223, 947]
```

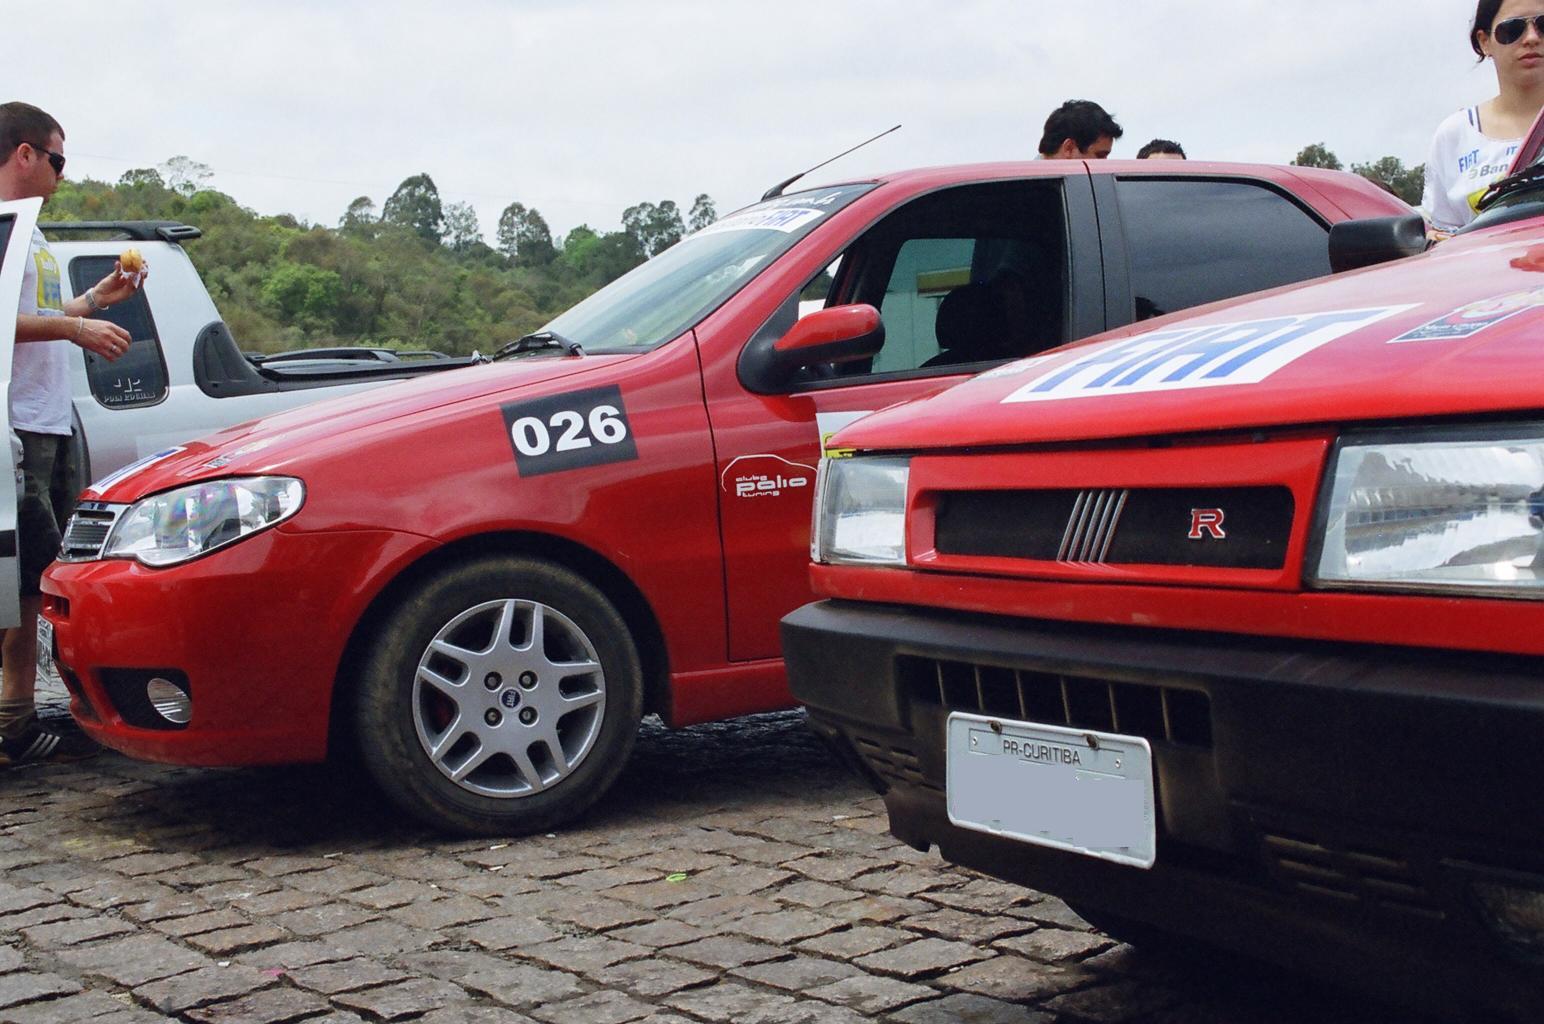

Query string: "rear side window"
[68, 256, 169, 408]
[1115, 179, 1331, 321]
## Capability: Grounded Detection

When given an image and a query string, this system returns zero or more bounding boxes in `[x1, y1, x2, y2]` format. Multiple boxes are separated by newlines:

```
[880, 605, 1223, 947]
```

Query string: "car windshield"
[537, 183, 874, 353]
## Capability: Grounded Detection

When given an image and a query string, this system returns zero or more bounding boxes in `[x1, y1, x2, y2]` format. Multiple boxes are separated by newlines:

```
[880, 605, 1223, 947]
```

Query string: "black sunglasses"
[1493, 14, 1544, 45]
[25, 142, 65, 176]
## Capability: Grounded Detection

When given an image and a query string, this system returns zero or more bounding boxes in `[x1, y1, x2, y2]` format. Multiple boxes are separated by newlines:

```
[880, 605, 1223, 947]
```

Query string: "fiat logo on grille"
[1187, 508, 1227, 540]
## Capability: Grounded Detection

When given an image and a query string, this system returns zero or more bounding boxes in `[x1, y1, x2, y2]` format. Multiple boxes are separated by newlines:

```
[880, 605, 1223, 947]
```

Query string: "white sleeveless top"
[1421, 106, 1522, 233]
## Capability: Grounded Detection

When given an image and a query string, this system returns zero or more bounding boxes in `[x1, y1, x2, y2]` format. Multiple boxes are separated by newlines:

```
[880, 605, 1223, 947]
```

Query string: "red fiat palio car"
[33, 158, 1403, 836]
[783, 128, 1544, 1017]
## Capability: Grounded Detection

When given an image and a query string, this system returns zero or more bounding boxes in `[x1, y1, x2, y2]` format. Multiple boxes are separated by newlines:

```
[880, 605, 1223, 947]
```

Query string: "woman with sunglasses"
[1422, 1, 1544, 235]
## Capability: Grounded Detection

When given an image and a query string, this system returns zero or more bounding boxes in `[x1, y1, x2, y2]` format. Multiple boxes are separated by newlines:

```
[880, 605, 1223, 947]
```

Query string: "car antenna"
[761, 124, 902, 201]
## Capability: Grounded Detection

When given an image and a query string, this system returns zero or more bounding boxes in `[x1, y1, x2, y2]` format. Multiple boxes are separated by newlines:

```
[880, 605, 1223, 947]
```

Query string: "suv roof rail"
[39, 221, 202, 243]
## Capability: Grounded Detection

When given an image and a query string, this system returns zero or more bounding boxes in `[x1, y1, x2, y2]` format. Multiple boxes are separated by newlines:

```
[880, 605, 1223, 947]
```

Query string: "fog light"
[145, 677, 191, 725]
[1473, 878, 1544, 954]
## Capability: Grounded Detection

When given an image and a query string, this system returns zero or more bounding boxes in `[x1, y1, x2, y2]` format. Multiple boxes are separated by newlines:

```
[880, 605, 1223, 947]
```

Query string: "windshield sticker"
[692, 207, 825, 238]
[1391, 287, 1544, 343]
[815, 410, 872, 449]
[720, 454, 815, 499]
[1000, 307, 1412, 404]
[501, 385, 637, 477]
[83, 446, 186, 496]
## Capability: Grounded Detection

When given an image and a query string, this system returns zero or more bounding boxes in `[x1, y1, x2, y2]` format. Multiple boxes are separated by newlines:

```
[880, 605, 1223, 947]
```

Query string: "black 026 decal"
[500, 385, 638, 477]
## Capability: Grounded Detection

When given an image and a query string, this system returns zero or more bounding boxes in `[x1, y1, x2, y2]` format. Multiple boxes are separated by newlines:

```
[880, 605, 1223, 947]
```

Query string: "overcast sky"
[11, 1, 1493, 240]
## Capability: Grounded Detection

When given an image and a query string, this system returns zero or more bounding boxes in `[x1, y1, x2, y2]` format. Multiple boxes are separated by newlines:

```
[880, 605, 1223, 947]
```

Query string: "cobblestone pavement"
[0, 710, 1427, 1023]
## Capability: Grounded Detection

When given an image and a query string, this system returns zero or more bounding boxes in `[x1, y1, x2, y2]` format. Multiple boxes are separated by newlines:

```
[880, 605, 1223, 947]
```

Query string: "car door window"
[1115, 178, 1331, 321]
[68, 256, 169, 408]
[804, 180, 1069, 381]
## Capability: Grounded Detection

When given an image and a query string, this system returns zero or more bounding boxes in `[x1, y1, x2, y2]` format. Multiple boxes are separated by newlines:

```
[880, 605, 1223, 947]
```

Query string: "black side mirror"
[739, 303, 885, 393]
[1328, 213, 1428, 273]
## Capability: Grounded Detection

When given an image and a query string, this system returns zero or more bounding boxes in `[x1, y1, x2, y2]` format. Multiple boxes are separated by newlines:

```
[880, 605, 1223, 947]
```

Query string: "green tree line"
[43, 158, 718, 356]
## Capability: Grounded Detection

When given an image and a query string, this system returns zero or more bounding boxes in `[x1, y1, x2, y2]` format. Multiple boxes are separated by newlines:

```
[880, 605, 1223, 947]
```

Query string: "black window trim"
[67, 255, 171, 411]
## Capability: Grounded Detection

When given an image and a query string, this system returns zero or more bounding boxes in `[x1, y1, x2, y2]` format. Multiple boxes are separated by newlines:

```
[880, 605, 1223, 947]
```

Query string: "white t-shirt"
[13, 226, 73, 435]
[1421, 106, 1521, 233]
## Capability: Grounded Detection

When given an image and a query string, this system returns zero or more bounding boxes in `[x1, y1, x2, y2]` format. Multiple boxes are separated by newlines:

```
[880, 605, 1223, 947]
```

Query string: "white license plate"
[946, 712, 1156, 869]
[36, 616, 57, 683]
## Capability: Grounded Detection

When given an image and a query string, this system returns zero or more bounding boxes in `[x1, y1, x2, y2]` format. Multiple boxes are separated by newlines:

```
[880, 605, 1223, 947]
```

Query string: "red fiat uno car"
[784, 128, 1544, 1017]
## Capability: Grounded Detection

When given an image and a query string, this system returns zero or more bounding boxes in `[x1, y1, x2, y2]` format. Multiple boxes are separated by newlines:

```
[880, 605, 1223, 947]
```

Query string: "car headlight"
[1312, 430, 1544, 597]
[103, 476, 305, 567]
[812, 456, 910, 566]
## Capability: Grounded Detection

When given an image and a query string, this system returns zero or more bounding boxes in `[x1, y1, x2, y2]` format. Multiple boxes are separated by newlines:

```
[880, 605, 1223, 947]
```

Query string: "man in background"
[1038, 100, 1123, 159]
[0, 101, 136, 764]
[1138, 138, 1187, 160]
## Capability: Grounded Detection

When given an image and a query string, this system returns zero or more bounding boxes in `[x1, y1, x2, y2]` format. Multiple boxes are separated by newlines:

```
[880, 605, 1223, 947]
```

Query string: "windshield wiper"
[1477, 164, 1544, 212]
[492, 331, 586, 361]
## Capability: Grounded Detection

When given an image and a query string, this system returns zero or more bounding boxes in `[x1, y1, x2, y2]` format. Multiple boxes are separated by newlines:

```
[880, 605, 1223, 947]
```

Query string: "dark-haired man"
[0, 100, 138, 764]
[1037, 99, 1123, 159]
[1137, 138, 1187, 160]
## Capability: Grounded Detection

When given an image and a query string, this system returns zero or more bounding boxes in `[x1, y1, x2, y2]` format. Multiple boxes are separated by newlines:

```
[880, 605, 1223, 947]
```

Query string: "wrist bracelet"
[73, 317, 83, 341]
[83, 287, 103, 312]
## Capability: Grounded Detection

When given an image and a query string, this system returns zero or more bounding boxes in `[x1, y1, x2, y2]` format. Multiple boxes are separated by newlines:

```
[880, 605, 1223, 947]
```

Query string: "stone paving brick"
[184, 985, 333, 1023]
[596, 957, 718, 998]
[606, 878, 718, 910]
[154, 908, 252, 938]
[243, 855, 336, 877]
[344, 880, 442, 910]
[522, 934, 650, 972]
[530, 989, 656, 1024]
[232, 940, 350, 972]
[807, 972, 939, 1013]
[728, 908, 842, 944]
[729, 955, 861, 991]
[609, 919, 707, 948]
[664, 893, 780, 928]
[782, 854, 888, 883]
[332, 977, 469, 1021]
[795, 924, 912, 959]
[996, 927, 1114, 963]
[186, 923, 291, 956]
[285, 956, 411, 995]
[122, 893, 213, 922]
[405, 949, 584, 1008]
[889, 992, 1053, 1024]
[689, 863, 794, 896]
[270, 902, 378, 936]
[0, 902, 91, 929]
[939, 956, 1095, 1003]
[665, 979, 798, 1023]
[62, 877, 178, 910]
[104, 851, 203, 875]
[825, 894, 932, 924]
[417, 1008, 537, 1024]
[557, 864, 661, 891]
[854, 936, 988, 978]
[519, 854, 612, 879]
[385, 893, 496, 930]
[453, 914, 563, 951]
[283, 866, 386, 894]
[57, 932, 209, 987]
[0, 970, 80, 1008]
[1005, 895, 1095, 930]
[544, 896, 653, 931]
[776, 879, 863, 908]
[625, 850, 732, 874]
[132, 963, 278, 1014]
[669, 935, 787, 970]
[19, 914, 136, 947]
[903, 907, 1034, 945]
[194, 879, 283, 903]
[228, 889, 328, 916]
[328, 919, 441, 955]
[0, 883, 54, 915]
[0, 948, 19, 974]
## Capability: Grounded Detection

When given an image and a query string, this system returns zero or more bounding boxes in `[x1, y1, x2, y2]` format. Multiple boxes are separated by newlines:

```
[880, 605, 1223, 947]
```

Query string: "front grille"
[1261, 830, 1443, 920]
[899, 655, 1212, 749]
[59, 502, 124, 561]
[935, 486, 1294, 569]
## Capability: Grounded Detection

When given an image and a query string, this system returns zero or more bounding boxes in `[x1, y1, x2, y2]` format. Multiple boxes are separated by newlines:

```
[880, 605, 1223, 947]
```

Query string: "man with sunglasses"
[1422, 2, 1544, 235]
[0, 101, 138, 764]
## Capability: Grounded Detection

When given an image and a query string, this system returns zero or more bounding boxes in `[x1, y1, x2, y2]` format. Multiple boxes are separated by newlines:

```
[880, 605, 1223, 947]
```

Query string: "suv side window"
[833, 180, 1069, 378]
[68, 256, 169, 408]
[1115, 178, 1331, 320]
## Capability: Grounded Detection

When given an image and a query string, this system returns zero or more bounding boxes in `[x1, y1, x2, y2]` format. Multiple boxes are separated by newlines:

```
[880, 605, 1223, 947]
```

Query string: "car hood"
[833, 219, 1544, 453]
[84, 353, 640, 502]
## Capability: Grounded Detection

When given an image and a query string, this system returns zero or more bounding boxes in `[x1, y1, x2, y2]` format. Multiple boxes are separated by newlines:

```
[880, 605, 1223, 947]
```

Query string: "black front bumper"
[783, 599, 1544, 1019]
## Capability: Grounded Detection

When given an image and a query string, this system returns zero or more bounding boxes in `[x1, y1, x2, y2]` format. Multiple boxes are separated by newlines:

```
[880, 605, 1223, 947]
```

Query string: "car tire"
[352, 555, 642, 836]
